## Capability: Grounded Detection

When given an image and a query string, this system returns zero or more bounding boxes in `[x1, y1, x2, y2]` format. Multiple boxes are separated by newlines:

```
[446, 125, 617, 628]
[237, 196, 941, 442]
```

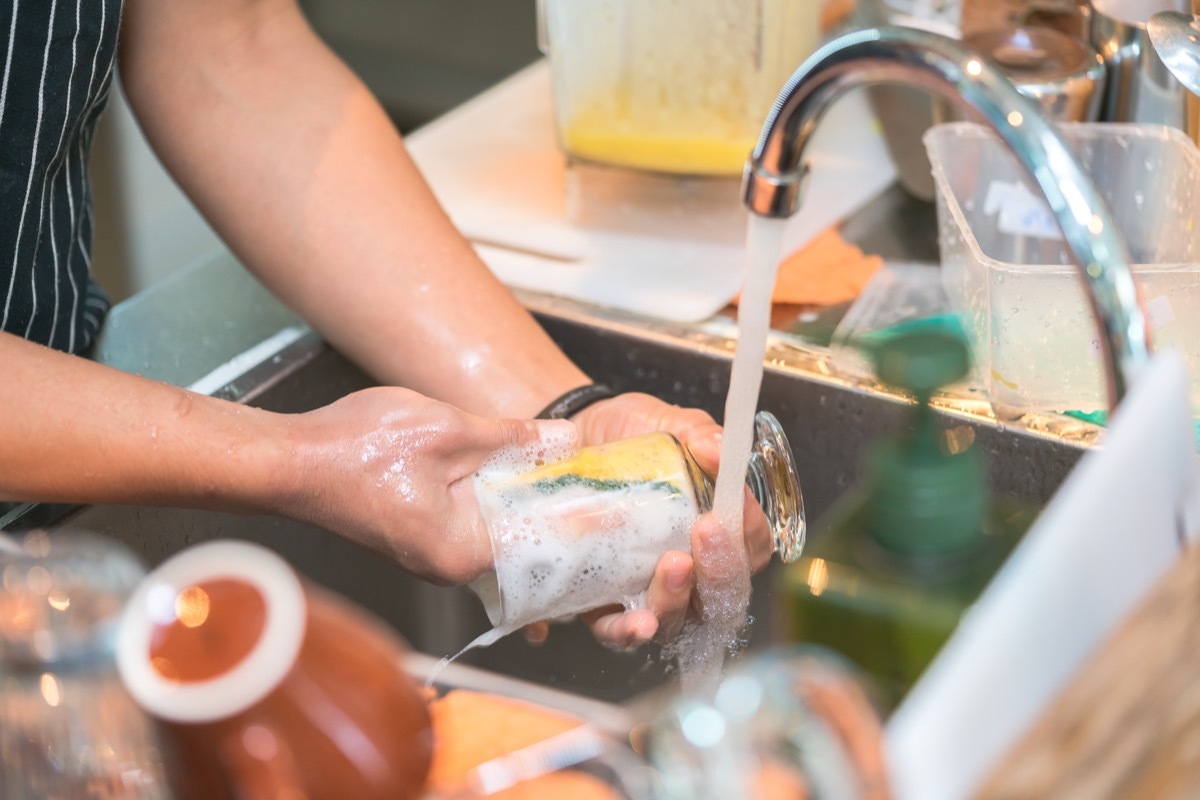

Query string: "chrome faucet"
[742, 26, 1151, 408]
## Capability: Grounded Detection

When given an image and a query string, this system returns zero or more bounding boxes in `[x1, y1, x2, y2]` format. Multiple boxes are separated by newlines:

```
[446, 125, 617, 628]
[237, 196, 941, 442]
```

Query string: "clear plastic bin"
[830, 262, 970, 382]
[925, 121, 1200, 413]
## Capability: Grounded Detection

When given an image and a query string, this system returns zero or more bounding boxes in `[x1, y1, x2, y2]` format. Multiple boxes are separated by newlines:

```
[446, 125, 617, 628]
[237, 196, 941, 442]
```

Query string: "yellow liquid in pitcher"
[563, 122, 754, 176]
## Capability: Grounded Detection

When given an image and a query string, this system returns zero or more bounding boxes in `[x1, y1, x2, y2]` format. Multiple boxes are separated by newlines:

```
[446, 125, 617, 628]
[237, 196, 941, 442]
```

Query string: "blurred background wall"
[91, 0, 540, 302]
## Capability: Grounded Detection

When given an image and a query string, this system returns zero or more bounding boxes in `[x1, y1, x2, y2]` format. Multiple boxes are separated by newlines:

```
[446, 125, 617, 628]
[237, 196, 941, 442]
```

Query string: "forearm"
[119, 0, 588, 418]
[0, 333, 290, 510]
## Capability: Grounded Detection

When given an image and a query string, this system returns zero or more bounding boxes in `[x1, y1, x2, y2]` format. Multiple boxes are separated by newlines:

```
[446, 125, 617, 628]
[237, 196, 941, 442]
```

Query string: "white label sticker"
[1145, 294, 1176, 329]
[983, 180, 1063, 241]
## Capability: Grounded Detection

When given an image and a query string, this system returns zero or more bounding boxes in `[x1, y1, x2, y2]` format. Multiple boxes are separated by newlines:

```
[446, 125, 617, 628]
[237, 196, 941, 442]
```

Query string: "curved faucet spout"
[743, 26, 1150, 409]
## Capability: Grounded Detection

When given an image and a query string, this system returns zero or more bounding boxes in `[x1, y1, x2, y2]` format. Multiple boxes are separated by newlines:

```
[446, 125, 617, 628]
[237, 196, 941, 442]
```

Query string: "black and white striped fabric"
[1, 0, 122, 354]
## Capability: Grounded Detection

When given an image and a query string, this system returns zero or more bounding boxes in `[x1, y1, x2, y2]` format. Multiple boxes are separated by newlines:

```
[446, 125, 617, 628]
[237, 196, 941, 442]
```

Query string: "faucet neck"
[742, 25, 1151, 410]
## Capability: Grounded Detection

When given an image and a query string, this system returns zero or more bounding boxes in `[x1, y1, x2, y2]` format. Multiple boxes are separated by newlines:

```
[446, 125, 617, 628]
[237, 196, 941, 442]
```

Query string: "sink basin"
[1, 253, 1091, 704]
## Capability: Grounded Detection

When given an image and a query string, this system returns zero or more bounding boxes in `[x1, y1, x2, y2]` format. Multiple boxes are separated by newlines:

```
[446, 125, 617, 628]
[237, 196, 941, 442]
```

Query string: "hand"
[278, 386, 576, 586]
[561, 392, 774, 649]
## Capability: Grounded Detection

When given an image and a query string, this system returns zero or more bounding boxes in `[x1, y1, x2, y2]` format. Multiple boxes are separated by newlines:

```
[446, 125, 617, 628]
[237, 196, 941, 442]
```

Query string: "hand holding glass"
[469, 411, 806, 633]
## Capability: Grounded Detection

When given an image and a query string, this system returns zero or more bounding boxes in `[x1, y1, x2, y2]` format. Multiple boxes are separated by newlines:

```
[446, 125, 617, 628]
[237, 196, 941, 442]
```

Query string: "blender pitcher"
[536, 0, 823, 176]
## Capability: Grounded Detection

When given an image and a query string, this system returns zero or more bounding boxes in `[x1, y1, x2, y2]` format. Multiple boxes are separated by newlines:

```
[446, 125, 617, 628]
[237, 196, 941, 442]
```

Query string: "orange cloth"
[735, 227, 883, 307]
[426, 690, 619, 800]
[425, 691, 813, 799]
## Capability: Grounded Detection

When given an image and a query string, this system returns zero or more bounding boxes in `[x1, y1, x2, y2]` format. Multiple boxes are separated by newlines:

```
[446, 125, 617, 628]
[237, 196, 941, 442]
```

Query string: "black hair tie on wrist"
[536, 383, 617, 420]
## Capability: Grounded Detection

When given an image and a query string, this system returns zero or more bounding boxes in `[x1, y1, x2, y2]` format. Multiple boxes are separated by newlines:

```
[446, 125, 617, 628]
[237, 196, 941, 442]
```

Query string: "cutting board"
[406, 61, 897, 323]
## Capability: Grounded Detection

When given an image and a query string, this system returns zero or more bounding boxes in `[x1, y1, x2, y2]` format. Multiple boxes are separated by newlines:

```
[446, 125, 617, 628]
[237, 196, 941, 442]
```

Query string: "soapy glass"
[469, 411, 805, 633]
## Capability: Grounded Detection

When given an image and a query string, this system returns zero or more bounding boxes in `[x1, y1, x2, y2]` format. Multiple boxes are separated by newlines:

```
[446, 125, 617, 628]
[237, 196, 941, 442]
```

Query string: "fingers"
[583, 605, 659, 650]
[644, 550, 694, 642]
[481, 416, 578, 455]
[450, 415, 578, 481]
[521, 620, 550, 645]
[572, 392, 716, 447]
[676, 421, 723, 473]
[579, 546, 705, 651]
[580, 549, 693, 649]
[691, 512, 751, 609]
[584, 510, 761, 651]
[743, 486, 775, 573]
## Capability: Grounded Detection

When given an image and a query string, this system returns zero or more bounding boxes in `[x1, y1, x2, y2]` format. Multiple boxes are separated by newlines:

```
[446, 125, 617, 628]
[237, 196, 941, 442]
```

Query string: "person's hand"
[555, 392, 775, 649]
[276, 386, 575, 586]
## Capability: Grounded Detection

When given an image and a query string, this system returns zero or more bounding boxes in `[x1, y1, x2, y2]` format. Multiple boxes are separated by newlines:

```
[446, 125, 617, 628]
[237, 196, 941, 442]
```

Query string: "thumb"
[690, 512, 751, 622]
[482, 417, 579, 455]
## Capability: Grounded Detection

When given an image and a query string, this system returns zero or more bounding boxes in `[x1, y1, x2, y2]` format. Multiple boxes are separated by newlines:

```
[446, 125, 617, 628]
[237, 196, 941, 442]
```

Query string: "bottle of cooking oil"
[777, 328, 1039, 710]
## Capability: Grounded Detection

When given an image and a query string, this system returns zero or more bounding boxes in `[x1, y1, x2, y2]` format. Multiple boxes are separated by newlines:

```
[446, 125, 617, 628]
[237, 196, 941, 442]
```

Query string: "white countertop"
[406, 60, 897, 323]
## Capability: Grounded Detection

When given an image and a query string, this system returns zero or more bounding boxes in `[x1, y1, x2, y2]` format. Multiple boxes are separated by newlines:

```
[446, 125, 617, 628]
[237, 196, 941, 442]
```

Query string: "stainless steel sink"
[1, 252, 1093, 703]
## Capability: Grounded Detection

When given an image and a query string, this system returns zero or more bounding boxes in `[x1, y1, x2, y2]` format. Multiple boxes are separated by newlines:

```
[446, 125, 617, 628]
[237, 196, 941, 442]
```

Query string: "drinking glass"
[469, 410, 805, 633]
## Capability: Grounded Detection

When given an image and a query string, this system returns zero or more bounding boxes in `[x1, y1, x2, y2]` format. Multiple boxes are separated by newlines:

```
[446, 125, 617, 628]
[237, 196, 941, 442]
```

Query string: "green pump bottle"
[777, 329, 1039, 710]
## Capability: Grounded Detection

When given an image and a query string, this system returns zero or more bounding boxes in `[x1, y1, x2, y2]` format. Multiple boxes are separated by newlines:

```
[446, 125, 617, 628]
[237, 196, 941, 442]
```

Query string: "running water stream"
[671, 215, 791, 696]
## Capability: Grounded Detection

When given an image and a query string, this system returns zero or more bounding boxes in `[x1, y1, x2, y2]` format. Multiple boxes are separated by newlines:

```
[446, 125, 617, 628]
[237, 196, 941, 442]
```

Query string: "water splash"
[673, 215, 790, 696]
[424, 626, 510, 689]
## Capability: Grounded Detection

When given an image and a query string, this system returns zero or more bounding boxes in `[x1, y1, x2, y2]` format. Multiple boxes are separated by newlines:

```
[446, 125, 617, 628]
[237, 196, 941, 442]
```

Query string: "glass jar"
[645, 645, 890, 800]
[536, 0, 823, 176]
[469, 411, 805, 633]
[0, 530, 170, 799]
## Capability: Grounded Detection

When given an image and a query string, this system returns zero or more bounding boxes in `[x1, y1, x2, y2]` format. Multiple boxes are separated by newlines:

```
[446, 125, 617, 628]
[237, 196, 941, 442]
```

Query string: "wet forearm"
[118, 0, 588, 418]
[0, 333, 292, 511]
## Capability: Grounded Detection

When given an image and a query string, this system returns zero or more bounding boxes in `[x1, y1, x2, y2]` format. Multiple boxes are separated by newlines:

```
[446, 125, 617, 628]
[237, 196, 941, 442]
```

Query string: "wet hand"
[280, 386, 576, 586]
[571, 392, 774, 648]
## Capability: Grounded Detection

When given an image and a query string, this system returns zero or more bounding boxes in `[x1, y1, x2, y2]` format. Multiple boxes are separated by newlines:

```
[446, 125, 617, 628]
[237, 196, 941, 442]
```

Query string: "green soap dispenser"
[777, 329, 1038, 711]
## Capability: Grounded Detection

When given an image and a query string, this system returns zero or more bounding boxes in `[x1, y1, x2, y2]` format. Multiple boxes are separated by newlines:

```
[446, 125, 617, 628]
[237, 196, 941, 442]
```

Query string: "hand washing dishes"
[466, 411, 805, 641]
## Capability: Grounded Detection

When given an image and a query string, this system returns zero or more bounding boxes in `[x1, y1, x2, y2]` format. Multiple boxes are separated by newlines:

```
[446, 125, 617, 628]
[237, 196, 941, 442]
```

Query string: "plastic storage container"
[829, 262, 968, 383]
[535, 0, 821, 176]
[926, 121, 1200, 412]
